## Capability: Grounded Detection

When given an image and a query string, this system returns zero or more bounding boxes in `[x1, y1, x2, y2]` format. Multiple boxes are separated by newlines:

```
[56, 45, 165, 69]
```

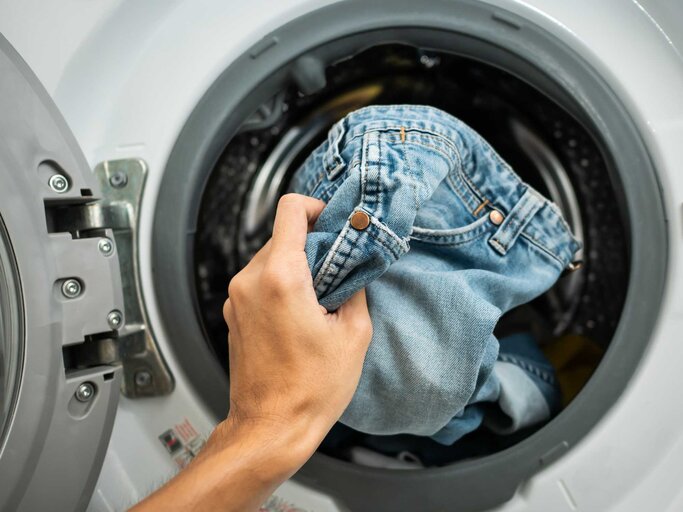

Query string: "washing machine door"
[0, 34, 125, 511]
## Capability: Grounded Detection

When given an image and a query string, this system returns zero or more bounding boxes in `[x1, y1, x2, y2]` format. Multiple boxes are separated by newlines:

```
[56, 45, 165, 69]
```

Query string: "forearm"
[130, 417, 323, 512]
[132, 194, 371, 510]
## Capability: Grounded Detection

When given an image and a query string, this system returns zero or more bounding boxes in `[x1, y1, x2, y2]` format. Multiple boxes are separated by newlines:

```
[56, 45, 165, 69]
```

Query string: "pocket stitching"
[398, 131, 421, 212]
[519, 232, 565, 269]
[410, 216, 497, 247]
[410, 226, 493, 248]
[312, 222, 351, 292]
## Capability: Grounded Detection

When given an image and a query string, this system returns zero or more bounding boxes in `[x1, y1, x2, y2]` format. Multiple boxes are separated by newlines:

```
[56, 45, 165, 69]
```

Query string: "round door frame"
[152, 1, 667, 510]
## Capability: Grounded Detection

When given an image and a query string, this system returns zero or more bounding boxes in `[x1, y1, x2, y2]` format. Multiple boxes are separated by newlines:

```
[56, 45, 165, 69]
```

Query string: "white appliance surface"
[1, 0, 682, 510]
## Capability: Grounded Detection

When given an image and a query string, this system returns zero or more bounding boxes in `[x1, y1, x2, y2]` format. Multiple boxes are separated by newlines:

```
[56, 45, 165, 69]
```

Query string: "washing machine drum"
[152, 3, 666, 511]
[0, 35, 125, 511]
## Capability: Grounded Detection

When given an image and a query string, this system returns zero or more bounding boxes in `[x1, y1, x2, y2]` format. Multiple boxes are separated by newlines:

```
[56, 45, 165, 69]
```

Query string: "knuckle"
[278, 193, 300, 207]
[227, 275, 244, 299]
[261, 264, 290, 295]
[222, 298, 232, 320]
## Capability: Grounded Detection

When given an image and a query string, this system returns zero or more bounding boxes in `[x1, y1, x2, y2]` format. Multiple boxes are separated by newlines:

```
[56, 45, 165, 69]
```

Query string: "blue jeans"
[290, 105, 580, 439]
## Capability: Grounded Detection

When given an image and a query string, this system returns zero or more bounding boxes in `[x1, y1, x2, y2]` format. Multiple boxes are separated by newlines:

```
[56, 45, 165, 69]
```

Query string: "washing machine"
[0, 0, 682, 510]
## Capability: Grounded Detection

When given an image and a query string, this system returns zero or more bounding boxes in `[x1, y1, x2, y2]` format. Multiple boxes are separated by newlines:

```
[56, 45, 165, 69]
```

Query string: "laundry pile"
[290, 105, 582, 457]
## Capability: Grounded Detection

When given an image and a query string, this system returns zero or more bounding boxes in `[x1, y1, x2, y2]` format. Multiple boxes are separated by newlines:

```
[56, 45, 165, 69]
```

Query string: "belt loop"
[488, 188, 544, 256]
[360, 130, 382, 209]
[323, 118, 346, 179]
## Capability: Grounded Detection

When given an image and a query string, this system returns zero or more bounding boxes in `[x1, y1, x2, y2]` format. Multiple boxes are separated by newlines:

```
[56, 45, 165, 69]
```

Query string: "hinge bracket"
[50, 159, 174, 397]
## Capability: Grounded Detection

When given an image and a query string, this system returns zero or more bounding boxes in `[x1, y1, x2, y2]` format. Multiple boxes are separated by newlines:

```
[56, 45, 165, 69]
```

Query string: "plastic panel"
[0, 34, 123, 511]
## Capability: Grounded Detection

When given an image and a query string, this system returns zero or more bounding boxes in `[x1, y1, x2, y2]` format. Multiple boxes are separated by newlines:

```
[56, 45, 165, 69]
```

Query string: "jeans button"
[350, 211, 371, 230]
[489, 210, 504, 225]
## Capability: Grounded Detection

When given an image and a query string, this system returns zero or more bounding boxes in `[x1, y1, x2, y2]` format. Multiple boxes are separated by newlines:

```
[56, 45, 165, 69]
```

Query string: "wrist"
[208, 413, 326, 483]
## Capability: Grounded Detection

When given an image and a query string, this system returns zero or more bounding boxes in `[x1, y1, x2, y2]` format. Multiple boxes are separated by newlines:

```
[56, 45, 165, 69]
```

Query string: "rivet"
[489, 210, 504, 225]
[98, 238, 114, 256]
[567, 260, 584, 272]
[109, 171, 128, 189]
[350, 211, 371, 230]
[61, 279, 82, 298]
[48, 174, 69, 193]
[75, 382, 95, 402]
[107, 310, 123, 329]
[135, 370, 152, 388]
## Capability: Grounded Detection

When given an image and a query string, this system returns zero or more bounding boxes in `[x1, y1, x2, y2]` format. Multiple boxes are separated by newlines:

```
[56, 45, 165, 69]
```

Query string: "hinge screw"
[61, 279, 82, 298]
[109, 171, 128, 189]
[107, 310, 123, 330]
[134, 370, 152, 388]
[98, 238, 114, 256]
[75, 382, 95, 402]
[48, 174, 69, 193]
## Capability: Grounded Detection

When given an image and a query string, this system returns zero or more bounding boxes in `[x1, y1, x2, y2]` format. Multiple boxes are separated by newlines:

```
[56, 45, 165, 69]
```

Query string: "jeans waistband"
[327, 105, 581, 268]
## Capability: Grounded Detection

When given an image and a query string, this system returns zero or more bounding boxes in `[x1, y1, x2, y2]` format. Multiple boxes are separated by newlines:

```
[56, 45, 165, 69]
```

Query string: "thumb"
[335, 289, 373, 345]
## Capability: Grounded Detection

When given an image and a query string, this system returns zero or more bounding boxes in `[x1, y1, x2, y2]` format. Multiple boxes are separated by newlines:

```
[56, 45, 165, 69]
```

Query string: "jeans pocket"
[391, 132, 500, 246]
[410, 212, 498, 246]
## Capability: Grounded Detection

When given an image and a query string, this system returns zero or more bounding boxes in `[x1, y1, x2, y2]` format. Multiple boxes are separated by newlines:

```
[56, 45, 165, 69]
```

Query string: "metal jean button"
[489, 210, 504, 225]
[350, 211, 371, 230]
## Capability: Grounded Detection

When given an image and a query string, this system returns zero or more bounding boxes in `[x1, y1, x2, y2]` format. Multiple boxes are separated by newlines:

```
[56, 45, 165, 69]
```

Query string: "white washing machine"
[0, 0, 682, 510]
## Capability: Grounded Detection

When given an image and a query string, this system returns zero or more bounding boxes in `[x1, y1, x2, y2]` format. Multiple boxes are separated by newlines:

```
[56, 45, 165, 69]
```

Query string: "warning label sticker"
[158, 419, 309, 511]
[158, 417, 206, 469]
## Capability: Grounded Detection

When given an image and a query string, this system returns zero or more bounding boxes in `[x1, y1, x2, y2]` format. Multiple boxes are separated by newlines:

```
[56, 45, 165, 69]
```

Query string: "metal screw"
[98, 238, 114, 256]
[75, 382, 95, 402]
[48, 174, 69, 193]
[107, 310, 123, 330]
[61, 279, 82, 299]
[134, 370, 152, 388]
[109, 171, 128, 189]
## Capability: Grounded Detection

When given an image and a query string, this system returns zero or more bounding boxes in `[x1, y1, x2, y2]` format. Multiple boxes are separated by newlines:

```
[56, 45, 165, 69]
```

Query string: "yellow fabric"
[542, 335, 604, 407]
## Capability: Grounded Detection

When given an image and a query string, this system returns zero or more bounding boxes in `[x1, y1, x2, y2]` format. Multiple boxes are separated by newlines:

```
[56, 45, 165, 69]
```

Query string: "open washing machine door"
[0, 34, 138, 511]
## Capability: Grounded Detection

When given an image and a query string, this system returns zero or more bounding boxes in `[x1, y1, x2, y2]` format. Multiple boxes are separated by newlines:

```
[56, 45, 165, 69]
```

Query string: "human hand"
[221, 193, 373, 464]
[131, 194, 372, 512]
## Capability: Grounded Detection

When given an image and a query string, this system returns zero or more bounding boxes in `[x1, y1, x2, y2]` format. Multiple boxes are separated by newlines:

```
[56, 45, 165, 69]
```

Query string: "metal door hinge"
[48, 159, 174, 397]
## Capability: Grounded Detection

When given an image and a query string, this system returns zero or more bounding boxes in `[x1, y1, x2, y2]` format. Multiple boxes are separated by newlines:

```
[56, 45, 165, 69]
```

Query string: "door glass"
[0, 215, 22, 447]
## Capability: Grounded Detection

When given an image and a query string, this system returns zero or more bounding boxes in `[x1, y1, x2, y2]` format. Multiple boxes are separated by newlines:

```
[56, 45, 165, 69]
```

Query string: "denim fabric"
[290, 105, 580, 437]
[321, 332, 559, 463]
[431, 332, 561, 445]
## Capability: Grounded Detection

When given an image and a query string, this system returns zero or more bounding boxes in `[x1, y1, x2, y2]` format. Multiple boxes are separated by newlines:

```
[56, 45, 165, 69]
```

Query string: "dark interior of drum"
[192, 43, 628, 467]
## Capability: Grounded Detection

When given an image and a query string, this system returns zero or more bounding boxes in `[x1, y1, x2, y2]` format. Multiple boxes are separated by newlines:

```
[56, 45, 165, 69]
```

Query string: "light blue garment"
[290, 105, 580, 438]
[431, 332, 561, 445]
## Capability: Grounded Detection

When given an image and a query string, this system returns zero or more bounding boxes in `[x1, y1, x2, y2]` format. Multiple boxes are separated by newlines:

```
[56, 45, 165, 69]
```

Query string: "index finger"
[271, 193, 325, 254]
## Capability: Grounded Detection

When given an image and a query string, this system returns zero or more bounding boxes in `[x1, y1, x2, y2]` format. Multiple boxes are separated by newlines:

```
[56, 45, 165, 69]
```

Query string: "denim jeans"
[321, 332, 560, 462]
[431, 331, 561, 445]
[290, 105, 580, 438]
